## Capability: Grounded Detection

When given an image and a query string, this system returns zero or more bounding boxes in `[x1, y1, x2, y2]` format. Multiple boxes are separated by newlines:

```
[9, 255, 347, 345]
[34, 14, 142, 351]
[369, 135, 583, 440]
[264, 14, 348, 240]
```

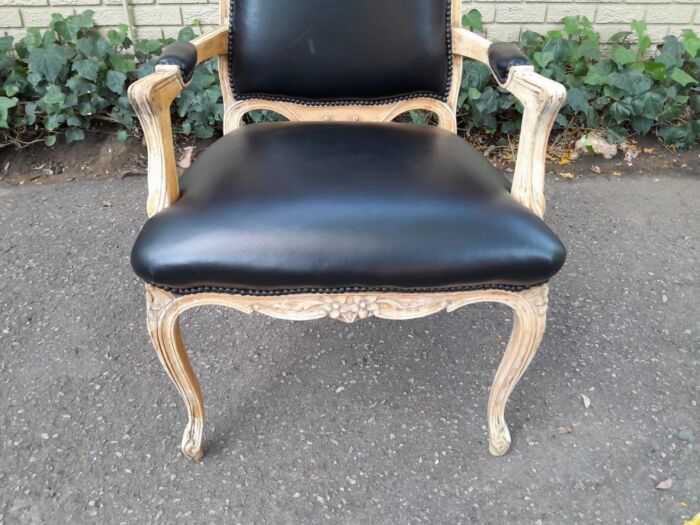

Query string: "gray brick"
[0, 8, 22, 28]
[497, 4, 547, 24]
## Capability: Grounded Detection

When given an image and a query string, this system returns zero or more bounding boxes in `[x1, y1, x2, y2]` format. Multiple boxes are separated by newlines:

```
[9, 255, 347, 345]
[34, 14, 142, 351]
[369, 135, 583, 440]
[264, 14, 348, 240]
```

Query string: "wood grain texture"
[127, 66, 183, 217]
[505, 66, 567, 218]
[223, 98, 457, 134]
[146, 285, 205, 460]
[452, 27, 491, 66]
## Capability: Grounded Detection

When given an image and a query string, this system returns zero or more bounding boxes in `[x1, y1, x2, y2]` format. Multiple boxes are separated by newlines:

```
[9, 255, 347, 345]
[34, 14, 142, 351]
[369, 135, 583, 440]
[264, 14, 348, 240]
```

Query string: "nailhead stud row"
[227, 0, 453, 107]
[154, 282, 538, 297]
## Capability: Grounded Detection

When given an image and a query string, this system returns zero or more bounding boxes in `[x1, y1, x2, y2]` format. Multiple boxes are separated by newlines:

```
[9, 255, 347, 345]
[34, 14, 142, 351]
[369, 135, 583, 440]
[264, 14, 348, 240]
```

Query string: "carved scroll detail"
[146, 285, 205, 460]
[505, 67, 567, 218]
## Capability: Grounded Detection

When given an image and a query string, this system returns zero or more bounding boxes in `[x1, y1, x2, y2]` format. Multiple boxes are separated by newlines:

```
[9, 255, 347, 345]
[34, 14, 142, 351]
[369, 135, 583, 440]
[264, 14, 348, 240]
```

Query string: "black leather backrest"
[228, 0, 452, 105]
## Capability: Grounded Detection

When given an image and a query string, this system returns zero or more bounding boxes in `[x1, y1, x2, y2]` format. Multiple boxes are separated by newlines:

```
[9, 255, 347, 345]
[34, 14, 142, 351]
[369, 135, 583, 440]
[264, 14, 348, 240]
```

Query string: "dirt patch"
[1, 129, 698, 186]
[546, 136, 700, 180]
[0, 130, 147, 185]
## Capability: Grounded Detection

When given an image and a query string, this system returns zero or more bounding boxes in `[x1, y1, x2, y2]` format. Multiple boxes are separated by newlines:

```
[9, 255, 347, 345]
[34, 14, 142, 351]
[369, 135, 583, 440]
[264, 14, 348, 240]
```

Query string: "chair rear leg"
[487, 285, 548, 456]
[146, 285, 205, 460]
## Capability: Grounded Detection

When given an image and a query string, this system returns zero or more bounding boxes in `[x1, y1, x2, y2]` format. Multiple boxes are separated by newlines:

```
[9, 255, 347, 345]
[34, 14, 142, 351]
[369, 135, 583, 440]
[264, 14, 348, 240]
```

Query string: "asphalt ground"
[0, 173, 698, 524]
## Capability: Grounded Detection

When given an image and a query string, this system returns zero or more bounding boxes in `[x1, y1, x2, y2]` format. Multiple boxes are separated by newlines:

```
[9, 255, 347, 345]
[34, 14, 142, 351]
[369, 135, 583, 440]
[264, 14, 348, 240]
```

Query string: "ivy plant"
[458, 12, 699, 148]
[1, 10, 698, 149]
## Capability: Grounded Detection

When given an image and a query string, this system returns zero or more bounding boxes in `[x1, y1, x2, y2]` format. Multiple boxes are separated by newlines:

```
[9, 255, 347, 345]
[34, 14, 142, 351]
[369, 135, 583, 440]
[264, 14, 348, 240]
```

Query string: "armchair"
[128, 0, 567, 460]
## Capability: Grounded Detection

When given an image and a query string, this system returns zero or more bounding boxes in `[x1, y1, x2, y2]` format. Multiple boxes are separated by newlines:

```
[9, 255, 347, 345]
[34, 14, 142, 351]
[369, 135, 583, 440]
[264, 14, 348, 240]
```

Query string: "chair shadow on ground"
[171, 300, 564, 461]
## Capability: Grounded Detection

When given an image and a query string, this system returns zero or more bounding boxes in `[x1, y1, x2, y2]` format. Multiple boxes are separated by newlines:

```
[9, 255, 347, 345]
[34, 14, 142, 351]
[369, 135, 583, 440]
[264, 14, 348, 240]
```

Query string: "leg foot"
[146, 285, 205, 460]
[487, 285, 548, 456]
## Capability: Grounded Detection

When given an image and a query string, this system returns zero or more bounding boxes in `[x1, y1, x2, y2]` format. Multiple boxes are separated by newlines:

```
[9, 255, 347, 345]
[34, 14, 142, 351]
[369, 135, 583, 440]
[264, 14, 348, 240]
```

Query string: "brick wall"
[1, 0, 698, 42]
[463, 1, 700, 44]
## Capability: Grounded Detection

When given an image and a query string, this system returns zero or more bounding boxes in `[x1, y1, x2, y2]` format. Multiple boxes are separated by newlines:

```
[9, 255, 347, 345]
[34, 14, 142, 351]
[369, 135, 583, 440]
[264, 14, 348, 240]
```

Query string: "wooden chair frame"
[128, 0, 566, 460]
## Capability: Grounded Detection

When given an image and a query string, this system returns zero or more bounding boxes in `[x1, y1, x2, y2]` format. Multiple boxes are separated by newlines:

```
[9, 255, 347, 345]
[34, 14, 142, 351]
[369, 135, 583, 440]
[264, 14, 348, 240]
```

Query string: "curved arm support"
[452, 28, 566, 218]
[452, 27, 491, 66]
[504, 66, 566, 218]
[128, 66, 184, 217]
[190, 26, 229, 65]
[127, 27, 229, 217]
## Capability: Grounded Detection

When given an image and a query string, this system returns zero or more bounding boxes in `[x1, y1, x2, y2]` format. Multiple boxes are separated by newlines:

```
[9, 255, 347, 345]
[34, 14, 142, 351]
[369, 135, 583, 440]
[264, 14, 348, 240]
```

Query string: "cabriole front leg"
[487, 284, 548, 456]
[145, 285, 205, 460]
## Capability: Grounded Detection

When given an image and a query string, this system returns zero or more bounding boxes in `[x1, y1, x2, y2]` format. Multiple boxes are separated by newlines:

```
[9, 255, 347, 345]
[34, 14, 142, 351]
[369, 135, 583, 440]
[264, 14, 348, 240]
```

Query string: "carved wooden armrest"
[452, 28, 567, 217]
[127, 27, 228, 217]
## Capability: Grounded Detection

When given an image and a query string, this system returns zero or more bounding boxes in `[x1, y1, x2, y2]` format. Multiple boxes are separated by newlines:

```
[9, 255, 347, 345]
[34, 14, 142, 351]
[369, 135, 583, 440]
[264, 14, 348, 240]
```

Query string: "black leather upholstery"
[131, 123, 566, 293]
[158, 41, 197, 82]
[488, 42, 531, 84]
[228, 0, 451, 104]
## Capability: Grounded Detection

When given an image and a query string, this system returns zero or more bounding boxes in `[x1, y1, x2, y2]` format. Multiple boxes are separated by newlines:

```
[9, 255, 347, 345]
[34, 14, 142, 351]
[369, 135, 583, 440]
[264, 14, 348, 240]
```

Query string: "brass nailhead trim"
[152, 282, 538, 297]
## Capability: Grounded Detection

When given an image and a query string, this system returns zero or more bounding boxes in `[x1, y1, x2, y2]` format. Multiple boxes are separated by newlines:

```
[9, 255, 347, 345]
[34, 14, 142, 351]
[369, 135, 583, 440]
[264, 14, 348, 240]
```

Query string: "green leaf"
[109, 54, 136, 73]
[68, 10, 95, 32]
[534, 51, 554, 68]
[681, 29, 700, 58]
[0, 35, 14, 54]
[562, 16, 582, 37]
[44, 135, 57, 146]
[658, 125, 686, 145]
[133, 38, 163, 60]
[457, 91, 468, 108]
[631, 20, 646, 38]
[28, 44, 75, 83]
[644, 61, 666, 81]
[0, 96, 18, 128]
[566, 87, 589, 113]
[42, 85, 65, 105]
[608, 70, 652, 96]
[608, 99, 634, 123]
[593, 96, 611, 110]
[117, 129, 128, 142]
[177, 27, 196, 42]
[462, 9, 484, 32]
[631, 115, 654, 134]
[72, 57, 100, 81]
[105, 70, 127, 94]
[520, 30, 544, 49]
[612, 46, 636, 67]
[657, 36, 683, 69]
[609, 31, 633, 44]
[65, 128, 85, 142]
[17, 28, 42, 57]
[43, 113, 65, 131]
[670, 67, 697, 87]
[584, 63, 611, 85]
[107, 28, 128, 47]
[467, 87, 481, 100]
[633, 91, 665, 119]
[77, 102, 93, 116]
[577, 39, 601, 61]
[473, 86, 499, 114]
[66, 114, 81, 126]
[638, 36, 652, 58]
[606, 127, 626, 145]
[66, 75, 96, 96]
[542, 37, 569, 62]
[462, 62, 493, 90]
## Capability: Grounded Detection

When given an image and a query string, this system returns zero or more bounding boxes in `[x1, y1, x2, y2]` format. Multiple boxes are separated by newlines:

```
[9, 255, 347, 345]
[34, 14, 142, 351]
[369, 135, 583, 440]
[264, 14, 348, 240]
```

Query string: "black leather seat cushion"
[131, 123, 566, 294]
[228, 0, 451, 104]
